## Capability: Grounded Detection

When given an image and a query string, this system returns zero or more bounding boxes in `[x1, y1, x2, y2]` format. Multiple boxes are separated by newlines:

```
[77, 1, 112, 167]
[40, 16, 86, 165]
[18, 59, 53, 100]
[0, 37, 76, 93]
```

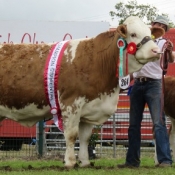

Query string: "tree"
[109, 0, 174, 27]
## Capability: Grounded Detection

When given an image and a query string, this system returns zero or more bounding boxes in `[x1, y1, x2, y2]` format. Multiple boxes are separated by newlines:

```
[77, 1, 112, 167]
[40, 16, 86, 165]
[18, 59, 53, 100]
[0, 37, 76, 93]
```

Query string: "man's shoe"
[117, 163, 139, 168]
[156, 163, 172, 167]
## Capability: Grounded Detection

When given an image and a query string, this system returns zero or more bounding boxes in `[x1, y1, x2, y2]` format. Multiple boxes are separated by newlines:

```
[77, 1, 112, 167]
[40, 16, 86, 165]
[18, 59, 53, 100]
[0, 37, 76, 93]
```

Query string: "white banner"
[0, 21, 109, 44]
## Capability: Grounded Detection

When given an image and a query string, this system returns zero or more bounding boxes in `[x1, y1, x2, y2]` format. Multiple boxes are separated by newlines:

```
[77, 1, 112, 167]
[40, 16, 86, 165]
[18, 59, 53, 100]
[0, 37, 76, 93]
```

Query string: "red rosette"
[118, 40, 124, 47]
[117, 38, 126, 49]
[127, 42, 137, 55]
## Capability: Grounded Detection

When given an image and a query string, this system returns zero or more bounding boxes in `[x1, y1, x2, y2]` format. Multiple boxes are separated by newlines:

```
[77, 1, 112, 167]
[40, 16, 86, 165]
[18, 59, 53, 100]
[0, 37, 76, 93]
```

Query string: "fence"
[0, 100, 169, 160]
[35, 93, 171, 159]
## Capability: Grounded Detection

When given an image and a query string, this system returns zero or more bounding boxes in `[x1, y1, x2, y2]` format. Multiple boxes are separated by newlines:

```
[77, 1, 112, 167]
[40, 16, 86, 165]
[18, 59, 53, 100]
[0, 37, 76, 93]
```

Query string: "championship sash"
[44, 41, 69, 131]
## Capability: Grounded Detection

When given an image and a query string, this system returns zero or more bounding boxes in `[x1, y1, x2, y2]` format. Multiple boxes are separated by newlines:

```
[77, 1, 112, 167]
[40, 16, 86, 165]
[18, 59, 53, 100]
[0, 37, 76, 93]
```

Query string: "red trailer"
[0, 119, 53, 150]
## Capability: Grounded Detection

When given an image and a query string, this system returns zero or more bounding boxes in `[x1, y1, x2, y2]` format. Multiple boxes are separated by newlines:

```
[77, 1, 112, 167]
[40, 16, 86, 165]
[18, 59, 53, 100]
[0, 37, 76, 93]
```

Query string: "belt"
[135, 77, 155, 82]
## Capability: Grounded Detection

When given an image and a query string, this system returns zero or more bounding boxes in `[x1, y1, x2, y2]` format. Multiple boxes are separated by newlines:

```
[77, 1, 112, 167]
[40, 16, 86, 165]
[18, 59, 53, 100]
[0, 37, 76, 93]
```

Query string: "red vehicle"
[0, 119, 36, 150]
[0, 119, 53, 150]
[0, 29, 175, 149]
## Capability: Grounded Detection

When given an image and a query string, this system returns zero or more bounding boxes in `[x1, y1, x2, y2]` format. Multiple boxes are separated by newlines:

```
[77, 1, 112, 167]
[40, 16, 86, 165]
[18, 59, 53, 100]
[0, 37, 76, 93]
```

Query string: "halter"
[136, 36, 152, 49]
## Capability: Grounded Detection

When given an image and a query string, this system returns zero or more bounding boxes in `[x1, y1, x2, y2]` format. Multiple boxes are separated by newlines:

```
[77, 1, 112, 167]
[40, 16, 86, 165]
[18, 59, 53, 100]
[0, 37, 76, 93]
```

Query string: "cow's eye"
[131, 33, 136, 37]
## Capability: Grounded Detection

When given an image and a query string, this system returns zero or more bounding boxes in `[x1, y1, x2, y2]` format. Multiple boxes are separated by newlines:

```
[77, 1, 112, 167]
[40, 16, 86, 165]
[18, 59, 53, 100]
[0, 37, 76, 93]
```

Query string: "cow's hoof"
[65, 163, 79, 169]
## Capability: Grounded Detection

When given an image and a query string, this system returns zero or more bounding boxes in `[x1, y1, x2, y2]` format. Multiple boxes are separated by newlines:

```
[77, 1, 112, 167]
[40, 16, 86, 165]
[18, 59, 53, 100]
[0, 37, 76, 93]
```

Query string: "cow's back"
[0, 44, 52, 109]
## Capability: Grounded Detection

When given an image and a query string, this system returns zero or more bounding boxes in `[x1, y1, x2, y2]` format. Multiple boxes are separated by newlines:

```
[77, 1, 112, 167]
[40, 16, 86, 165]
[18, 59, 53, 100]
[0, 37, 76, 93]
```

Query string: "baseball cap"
[152, 16, 169, 31]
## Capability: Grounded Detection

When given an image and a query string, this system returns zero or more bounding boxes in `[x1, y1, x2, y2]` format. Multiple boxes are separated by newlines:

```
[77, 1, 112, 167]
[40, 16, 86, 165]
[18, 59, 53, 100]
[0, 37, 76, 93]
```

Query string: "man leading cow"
[118, 16, 175, 168]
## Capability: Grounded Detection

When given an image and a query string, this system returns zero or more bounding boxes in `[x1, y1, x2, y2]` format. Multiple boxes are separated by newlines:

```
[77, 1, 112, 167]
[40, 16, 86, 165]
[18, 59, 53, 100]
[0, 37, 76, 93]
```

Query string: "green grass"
[0, 157, 174, 175]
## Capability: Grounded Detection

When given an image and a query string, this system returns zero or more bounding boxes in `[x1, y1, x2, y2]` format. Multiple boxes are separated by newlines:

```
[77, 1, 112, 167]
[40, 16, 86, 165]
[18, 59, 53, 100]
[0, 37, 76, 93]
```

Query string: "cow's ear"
[151, 27, 165, 39]
[116, 24, 127, 38]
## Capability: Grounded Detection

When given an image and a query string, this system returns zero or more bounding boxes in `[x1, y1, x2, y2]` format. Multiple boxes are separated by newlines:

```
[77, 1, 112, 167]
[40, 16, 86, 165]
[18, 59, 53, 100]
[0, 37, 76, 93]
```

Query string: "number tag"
[119, 74, 130, 89]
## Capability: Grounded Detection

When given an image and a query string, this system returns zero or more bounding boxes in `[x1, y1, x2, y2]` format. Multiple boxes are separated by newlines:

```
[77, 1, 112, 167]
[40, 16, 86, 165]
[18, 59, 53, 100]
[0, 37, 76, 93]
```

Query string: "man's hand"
[130, 73, 134, 82]
[166, 40, 173, 52]
[166, 40, 175, 63]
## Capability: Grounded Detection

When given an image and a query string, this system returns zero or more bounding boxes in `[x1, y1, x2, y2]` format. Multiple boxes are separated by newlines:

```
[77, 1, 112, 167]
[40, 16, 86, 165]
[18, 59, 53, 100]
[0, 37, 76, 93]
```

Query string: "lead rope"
[160, 40, 170, 75]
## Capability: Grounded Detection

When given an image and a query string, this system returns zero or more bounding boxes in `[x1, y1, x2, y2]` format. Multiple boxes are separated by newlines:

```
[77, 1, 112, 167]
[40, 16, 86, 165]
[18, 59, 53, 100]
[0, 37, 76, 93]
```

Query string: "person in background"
[118, 15, 175, 168]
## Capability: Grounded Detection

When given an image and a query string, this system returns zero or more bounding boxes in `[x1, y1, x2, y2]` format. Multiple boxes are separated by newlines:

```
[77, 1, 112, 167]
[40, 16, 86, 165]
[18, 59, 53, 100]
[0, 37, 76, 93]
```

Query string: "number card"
[119, 74, 130, 89]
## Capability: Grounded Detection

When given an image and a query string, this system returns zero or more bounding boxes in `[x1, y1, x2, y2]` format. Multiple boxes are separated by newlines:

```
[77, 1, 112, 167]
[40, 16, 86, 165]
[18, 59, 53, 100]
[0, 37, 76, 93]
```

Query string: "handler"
[118, 15, 175, 168]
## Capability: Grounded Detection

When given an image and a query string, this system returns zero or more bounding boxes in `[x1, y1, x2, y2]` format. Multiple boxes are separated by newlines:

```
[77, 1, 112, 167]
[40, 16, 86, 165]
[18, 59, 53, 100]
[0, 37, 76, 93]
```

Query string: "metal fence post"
[37, 120, 44, 157]
[113, 113, 116, 158]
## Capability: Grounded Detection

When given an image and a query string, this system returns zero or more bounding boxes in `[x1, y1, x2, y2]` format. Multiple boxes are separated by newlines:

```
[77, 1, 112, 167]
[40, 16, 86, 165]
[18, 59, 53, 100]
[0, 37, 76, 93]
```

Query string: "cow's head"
[116, 16, 164, 75]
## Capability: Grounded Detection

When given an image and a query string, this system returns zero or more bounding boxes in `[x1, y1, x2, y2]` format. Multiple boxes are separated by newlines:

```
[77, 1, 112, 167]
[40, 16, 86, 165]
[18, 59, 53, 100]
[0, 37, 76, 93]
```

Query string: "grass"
[0, 144, 173, 174]
[0, 157, 174, 175]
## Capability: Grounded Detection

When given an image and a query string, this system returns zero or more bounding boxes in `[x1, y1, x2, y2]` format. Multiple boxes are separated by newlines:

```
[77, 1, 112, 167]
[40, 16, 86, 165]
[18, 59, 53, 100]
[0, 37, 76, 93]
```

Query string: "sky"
[0, 0, 174, 27]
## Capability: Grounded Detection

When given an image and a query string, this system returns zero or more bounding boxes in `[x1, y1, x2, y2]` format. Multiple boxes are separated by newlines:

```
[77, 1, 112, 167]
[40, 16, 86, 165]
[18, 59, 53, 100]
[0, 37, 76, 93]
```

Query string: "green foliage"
[109, 0, 175, 27]
[88, 125, 101, 146]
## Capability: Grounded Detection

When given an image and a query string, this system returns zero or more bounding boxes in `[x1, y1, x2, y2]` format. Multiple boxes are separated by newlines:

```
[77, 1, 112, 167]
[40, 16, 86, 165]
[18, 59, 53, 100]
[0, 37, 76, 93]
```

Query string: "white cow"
[0, 16, 164, 168]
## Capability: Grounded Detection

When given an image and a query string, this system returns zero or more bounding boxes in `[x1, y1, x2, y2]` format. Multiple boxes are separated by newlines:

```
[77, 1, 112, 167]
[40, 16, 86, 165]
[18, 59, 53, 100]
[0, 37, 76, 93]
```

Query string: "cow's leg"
[154, 117, 175, 164]
[78, 122, 93, 167]
[152, 126, 159, 165]
[64, 118, 79, 168]
[169, 117, 175, 161]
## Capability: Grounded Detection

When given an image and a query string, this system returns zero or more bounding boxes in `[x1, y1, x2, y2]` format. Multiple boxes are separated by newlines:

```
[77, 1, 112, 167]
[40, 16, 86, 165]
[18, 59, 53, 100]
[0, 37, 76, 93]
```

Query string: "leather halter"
[136, 36, 152, 49]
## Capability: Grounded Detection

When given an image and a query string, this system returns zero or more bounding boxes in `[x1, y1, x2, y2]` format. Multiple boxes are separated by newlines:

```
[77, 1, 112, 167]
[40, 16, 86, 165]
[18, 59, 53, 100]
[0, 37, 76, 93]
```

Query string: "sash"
[44, 41, 69, 132]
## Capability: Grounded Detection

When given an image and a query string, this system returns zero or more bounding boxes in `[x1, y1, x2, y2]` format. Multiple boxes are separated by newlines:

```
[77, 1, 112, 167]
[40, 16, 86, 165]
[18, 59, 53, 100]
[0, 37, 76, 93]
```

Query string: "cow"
[154, 75, 175, 164]
[164, 76, 175, 161]
[0, 16, 164, 168]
